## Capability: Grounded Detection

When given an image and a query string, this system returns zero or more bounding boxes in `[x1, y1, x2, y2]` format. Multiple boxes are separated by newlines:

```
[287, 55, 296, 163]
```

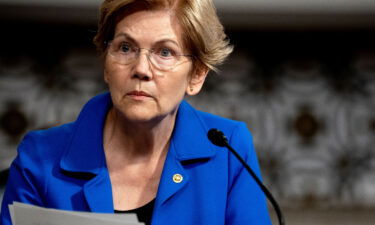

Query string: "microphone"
[207, 128, 285, 225]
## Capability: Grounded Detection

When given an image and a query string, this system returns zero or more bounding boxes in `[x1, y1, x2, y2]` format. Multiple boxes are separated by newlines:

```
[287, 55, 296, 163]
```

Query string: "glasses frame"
[106, 40, 194, 72]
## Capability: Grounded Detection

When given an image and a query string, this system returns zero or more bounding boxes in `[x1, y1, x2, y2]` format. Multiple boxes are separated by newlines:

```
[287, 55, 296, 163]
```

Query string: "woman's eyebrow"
[154, 39, 181, 48]
[114, 32, 181, 48]
[114, 33, 138, 44]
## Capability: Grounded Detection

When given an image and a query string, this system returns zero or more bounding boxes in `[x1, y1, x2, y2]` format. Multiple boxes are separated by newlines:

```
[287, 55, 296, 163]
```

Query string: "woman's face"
[104, 9, 207, 124]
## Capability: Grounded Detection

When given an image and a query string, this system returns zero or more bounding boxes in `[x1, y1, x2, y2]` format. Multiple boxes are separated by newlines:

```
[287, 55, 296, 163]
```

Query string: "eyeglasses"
[107, 39, 193, 71]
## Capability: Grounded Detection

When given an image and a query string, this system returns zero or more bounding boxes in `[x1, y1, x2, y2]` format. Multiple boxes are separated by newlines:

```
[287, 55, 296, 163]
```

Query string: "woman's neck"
[103, 107, 176, 161]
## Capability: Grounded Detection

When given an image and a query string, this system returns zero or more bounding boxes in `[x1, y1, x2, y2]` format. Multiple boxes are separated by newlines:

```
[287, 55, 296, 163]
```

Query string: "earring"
[190, 87, 194, 92]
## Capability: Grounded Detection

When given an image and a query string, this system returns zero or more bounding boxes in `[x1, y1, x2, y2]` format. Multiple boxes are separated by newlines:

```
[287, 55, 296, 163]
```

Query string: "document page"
[9, 202, 144, 225]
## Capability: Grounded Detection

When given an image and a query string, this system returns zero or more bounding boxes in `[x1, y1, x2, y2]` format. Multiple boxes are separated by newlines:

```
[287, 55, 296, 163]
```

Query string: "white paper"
[8, 205, 15, 225]
[9, 202, 144, 225]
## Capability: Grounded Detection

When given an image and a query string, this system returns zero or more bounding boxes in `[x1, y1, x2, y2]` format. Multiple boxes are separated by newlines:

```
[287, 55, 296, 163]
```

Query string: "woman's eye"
[159, 48, 173, 57]
[120, 43, 132, 53]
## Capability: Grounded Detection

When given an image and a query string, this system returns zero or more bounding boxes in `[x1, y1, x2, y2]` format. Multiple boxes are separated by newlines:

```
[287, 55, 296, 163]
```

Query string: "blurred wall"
[0, 0, 375, 224]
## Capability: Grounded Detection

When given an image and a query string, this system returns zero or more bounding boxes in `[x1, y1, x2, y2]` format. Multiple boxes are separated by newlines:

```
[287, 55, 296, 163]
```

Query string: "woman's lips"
[126, 90, 152, 100]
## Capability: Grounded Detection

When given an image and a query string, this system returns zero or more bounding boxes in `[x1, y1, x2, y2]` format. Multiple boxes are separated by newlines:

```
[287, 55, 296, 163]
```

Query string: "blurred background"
[0, 0, 375, 224]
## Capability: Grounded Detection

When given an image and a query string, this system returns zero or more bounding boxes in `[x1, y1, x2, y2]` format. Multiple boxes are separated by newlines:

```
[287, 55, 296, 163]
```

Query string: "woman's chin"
[125, 114, 158, 124]
[117, 106, 162, 124]
[113, 100, 177, 125]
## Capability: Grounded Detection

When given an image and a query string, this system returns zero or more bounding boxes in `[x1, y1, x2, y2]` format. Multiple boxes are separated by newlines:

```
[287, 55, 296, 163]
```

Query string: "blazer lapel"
[154, 100, 217, 207]
[83, 169, 114, 213]
[155, 142, 188, 206]
[59, 93, 114, 212]
[59, 92, 111, 174]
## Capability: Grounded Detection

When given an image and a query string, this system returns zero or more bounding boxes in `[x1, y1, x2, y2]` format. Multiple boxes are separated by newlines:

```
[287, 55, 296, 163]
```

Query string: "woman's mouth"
[126, 90, 153, 100]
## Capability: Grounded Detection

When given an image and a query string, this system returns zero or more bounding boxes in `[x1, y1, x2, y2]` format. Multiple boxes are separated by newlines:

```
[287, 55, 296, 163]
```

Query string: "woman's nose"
[132, 50, 153, 80]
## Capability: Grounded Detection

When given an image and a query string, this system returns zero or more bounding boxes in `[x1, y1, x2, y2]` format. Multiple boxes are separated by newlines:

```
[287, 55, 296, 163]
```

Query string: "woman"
[1, 0, 271, 224]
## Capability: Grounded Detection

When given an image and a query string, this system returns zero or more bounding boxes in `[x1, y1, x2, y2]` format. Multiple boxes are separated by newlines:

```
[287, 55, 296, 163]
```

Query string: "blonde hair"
[93, 0, 233, 72]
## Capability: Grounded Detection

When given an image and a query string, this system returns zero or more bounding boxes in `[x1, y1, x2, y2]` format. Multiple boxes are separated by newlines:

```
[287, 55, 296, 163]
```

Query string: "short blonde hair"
[93, 0, 233, 72]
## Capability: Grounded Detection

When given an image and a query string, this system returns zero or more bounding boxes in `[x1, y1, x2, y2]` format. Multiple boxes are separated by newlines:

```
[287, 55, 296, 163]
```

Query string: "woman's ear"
[104, 70, 110, 84]
[103, 56, 110, 84]
[186, 65, 209, 96]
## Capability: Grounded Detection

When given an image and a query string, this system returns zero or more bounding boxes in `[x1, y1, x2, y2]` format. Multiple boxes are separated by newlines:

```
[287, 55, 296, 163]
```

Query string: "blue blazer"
[1, 93, 271, 225]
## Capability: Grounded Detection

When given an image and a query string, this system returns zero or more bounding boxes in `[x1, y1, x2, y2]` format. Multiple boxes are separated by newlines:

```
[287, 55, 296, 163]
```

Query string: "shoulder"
[181, 100, 245, 129]
[16, 92, 111, 163]
[198, 109, 253, 155]
[16, 123, 75, 167]
[181, 101, 256, 162]
[181, 100, 250, 140]
[25, 123, 74, 143]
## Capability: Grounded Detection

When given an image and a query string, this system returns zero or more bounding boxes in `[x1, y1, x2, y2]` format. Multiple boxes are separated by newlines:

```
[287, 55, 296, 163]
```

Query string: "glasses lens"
[108, 40, 136, 65]
[149, 52, 178, 71]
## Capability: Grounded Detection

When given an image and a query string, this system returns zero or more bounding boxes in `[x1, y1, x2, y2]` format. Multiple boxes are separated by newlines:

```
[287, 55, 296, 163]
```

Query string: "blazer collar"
[60, 92, 112, 174]
[170, 100, 216, 161]
[59, 92, 216, 174]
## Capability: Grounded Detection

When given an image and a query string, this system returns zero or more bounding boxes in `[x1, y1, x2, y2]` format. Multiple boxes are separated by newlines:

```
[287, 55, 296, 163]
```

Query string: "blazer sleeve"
[225, 122, 272, 225]
[0, 133, 45, 225]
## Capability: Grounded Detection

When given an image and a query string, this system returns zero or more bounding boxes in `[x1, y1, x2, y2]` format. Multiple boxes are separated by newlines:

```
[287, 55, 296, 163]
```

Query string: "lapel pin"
[173, 174, 183, 183]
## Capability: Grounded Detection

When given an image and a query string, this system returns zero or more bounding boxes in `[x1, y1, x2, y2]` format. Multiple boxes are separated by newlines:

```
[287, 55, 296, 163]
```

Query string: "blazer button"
[173, 174, 183, 183]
